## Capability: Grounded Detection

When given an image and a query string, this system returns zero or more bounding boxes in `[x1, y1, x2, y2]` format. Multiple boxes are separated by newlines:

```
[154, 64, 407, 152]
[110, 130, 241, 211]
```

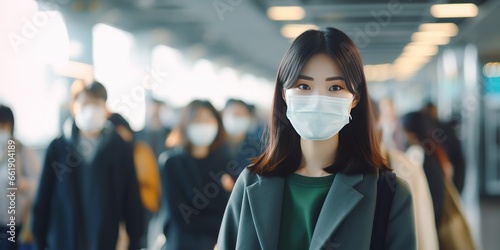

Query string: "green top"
[278, 173, 335, 250]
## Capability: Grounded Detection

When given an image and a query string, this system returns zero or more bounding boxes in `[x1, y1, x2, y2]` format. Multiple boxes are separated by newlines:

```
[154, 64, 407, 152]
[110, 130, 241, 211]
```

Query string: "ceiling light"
[267, 6, 305, 21]
[411, 32, 451, 45]
[430, 3, 478, 18]
[394, 56, 432, 68]
[393, 61, 428, 81]
[364, 64, 393, 82]
[412, 31, 452, 38]
[280, 24, 318, 39]
[419, 23, 459, 36]
[403, 44, 438, 56]
[408, 36, 450, 46]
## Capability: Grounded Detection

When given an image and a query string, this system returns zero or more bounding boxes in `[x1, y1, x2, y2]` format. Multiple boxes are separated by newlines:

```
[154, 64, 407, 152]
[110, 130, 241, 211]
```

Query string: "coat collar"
[309, 173, 364, 250]
[246, 172, 364, 250]
[246, 174, 285, 250]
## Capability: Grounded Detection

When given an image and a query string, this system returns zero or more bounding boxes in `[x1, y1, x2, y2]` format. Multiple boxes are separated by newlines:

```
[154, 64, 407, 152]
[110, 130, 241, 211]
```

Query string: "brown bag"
[437, 180, 476, 250]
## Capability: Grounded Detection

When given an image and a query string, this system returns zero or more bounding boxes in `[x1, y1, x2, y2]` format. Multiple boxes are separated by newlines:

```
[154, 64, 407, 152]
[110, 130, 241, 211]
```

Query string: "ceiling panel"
[61, 0, 496, 80]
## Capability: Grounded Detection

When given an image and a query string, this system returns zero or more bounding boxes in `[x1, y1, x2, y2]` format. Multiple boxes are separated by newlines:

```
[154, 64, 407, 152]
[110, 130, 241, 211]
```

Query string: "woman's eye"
[297, 84, 310, 90]
[329, 85, 342, 91]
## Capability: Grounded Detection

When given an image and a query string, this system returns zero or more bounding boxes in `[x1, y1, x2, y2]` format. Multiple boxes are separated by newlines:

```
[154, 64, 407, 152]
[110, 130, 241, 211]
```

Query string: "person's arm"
[216, 169, 247, 250]
[385, 178, 417, 250]
[120, 141, 144, 250]
[31, 140, 57, 250]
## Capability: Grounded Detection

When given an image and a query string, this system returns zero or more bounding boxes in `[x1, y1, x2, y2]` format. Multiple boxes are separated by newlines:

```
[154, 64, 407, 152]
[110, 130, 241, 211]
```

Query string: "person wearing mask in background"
[421, 102, 466, 193]
[108, 113, 161, 250]
[0, 105, 41, 250]
[222, 99, 263, 176]
[371, 100, 439, 250]
[402, 111, 475, 249]
[31, 80, 143, 250]
[160, 100, 233, 250]
[218, 28, 416, 250]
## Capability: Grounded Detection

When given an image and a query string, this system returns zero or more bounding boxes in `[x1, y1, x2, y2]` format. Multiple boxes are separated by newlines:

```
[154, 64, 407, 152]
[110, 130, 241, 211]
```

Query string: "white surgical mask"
[186, 123, 218, 146]
[75, 104, 107, 133]
[286, 93, 353, 140]
[0, 130, 11, 147]
[223, 115, 251, 136]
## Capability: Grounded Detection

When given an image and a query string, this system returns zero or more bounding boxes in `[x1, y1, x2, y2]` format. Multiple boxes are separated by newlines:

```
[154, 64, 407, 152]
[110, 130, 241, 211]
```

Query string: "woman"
[161, 100, 233, 250]
[222, 99, 263, 176]
[217, 28, 416, 250]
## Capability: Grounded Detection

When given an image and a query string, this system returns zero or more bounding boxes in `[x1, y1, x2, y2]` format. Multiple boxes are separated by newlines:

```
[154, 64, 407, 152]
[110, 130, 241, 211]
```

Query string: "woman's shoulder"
[394, 176, 412, 202]
[234, 167, 265, 187]
[358, 170, 412, 201]
[383, 174, 414, 220]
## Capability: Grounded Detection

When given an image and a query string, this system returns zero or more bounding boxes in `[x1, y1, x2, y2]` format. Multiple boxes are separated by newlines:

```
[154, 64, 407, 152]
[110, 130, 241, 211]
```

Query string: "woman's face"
[224, 103, 250, 119]
[191, 107, 218, 126]
[186, 106, 219, 147]
[287, 53, 355, 101]
[283, 53, 359, 141]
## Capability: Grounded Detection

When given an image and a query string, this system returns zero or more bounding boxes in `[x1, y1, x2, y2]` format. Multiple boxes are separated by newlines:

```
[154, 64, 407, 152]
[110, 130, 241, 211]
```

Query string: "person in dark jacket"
[31, 80, 143, 250]
[160, 100, 233, 250]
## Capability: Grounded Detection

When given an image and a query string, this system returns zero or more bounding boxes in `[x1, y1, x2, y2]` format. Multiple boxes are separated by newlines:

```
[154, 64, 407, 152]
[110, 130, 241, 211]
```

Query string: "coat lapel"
[309, 173, 365, 250]
[246, 175, 285, 250]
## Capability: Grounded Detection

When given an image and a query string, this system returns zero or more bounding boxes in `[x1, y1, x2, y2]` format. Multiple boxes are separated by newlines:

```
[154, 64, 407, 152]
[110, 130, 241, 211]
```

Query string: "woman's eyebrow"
[297, 75, 345, 81]
[326, 76, 345, 81]
[297, 75, 314, 80]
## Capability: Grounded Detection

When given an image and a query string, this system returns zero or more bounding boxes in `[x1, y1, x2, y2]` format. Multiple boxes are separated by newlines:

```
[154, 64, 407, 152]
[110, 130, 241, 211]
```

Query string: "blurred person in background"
[371, 100, 439, 250]
[402, 111, 474, 249]
[402, 112, 448, 227]
[421, 102, 466, 193]
[0, 105, 41, 250]
[218, 28, 416, 249]
[378, 98, 408, 151]
[147, 100, 177, 158]
[160, 100, 233, 250]
[221, 99, 263, 176]
[108, 113, 161, 249]
[31, 80, 143, 250]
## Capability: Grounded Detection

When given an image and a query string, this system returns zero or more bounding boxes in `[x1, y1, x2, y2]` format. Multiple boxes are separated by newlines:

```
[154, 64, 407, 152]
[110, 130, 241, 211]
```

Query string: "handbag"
[437, 180, 476, 250]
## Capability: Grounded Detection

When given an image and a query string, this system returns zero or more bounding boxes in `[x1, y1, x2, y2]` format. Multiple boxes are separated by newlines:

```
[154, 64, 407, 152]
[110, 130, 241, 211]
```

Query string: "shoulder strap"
[370, 168, 397, 250]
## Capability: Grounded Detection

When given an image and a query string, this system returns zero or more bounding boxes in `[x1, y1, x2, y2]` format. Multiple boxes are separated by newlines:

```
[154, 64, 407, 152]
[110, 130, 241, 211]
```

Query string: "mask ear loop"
[349, 114, 353, 121]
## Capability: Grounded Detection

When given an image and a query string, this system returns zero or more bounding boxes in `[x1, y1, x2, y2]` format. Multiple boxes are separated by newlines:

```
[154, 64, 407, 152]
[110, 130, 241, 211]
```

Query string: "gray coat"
[217, 169, 416, 250]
